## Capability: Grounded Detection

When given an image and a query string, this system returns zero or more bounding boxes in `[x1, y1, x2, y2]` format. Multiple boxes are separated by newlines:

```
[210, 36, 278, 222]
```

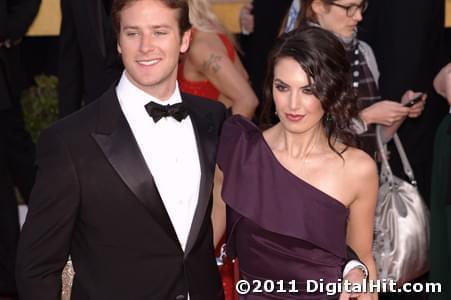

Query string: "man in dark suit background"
[16, 0, 226, 299]
[238, 0, 292, 110]
[0, 0, 40, 298]
[58, 0, 122, 117]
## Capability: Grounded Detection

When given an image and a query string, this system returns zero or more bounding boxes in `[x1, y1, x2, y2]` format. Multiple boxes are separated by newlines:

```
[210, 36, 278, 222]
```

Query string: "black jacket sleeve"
[15, 127, 80, 300]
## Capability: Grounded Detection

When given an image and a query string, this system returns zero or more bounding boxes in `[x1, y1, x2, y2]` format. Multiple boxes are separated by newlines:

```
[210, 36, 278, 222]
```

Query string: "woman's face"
[312, 0, 365, 38]
[272, 57, 325, 135]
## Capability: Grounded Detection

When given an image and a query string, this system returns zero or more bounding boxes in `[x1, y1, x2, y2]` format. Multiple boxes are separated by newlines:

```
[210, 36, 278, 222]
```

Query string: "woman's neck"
[272, 123, 329, 160]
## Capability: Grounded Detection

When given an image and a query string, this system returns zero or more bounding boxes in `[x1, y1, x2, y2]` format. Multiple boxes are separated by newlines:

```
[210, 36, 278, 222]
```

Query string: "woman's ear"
[311, 0, 326, 16]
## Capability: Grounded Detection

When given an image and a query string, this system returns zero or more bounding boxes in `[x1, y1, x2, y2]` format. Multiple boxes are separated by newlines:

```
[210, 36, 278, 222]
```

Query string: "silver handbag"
[373, 125, 430, 285]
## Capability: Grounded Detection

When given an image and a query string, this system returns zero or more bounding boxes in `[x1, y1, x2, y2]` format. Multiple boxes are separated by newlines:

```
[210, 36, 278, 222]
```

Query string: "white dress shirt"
[117, 72, 201, 251]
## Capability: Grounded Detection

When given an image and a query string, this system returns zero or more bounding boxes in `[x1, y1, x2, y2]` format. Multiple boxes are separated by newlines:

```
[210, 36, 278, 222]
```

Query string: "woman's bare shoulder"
[190, 30, 226, 50]
[341, 146, 378, 180]
[337, 146, 378, 207]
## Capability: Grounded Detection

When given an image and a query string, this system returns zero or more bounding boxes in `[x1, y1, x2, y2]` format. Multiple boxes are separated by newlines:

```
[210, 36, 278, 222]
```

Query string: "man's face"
[117, 0, 190, 99]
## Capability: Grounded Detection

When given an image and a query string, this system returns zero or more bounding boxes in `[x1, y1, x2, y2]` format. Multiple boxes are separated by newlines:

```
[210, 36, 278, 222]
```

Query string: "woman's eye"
[302, 86, 313, 95]
[126, 32, 139, 37]
[274, 84, 288, 92]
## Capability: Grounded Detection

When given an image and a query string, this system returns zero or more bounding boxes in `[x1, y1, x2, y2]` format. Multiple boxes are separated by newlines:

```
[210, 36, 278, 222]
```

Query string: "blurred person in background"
[281, 0, 426, 158]
[358, 2, 447, 298]
[178, 0, 258, 119]
[0, 0, 41, 299]
[358, 0, 448, 207]
[58, 0, 123, 118]
[429, 61, 451, 300]
[238, 0, 292, 116]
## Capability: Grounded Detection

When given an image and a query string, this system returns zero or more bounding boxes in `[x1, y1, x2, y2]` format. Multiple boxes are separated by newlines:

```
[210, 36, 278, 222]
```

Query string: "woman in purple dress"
[213, 27, 378, 299]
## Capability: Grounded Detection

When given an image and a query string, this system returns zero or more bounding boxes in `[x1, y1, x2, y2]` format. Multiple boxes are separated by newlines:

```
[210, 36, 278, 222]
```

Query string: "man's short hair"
[112, 0, 191, 37]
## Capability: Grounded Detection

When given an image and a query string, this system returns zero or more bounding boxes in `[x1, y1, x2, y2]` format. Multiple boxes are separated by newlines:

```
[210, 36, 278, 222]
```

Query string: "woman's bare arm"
[188, 34, 258, 119]
[211, 165, 226, 248]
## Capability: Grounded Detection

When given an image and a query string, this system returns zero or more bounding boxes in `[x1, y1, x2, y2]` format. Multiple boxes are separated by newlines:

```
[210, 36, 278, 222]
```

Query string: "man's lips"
[136, 58, 161, 66]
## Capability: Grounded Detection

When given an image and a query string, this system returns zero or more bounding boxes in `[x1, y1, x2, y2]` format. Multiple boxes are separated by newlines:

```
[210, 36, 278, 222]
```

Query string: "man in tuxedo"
[0, 0, 40, 298]
[16, 0, 225, 299]
[58, 0, 122, 117]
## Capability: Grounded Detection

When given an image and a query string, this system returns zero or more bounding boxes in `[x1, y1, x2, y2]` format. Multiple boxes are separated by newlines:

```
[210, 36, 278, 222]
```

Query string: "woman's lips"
[285, 113, 305, 121]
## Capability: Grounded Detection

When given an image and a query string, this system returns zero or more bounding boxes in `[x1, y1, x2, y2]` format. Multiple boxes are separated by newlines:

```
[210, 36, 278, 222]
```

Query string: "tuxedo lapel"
[183, 95, 217, 256]
[92, 87, 180, 249]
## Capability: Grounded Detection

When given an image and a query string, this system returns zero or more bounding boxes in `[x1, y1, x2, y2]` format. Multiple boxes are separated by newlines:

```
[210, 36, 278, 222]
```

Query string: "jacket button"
[175, 295, 185, 300]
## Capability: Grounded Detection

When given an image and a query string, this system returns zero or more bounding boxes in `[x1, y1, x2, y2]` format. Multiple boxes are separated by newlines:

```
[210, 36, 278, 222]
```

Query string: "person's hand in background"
[399, 90, 427, 118]
[433, 62, 451, 104]
[239, 1, 254, 35]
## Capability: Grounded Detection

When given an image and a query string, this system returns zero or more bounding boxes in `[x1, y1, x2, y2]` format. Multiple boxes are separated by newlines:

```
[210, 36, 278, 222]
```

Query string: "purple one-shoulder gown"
[217, 115, 350, 299]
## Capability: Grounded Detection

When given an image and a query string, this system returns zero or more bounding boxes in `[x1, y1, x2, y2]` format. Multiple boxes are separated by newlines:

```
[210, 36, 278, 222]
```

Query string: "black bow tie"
[145, 101, 189, 123]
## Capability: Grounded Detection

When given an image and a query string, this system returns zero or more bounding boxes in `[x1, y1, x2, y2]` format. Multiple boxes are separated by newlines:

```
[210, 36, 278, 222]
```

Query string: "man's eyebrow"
[122, 25, 172, 30]
[122, 25, 139, 30]
[150, 25, 172, 29]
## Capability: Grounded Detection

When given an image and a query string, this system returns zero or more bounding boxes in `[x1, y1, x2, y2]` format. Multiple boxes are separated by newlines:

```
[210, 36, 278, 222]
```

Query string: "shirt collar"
[116, 71, 183, 111]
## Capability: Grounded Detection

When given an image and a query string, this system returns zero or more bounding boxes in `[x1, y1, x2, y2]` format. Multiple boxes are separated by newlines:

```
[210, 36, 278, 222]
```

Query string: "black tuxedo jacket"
[58, 0, 122, 117]
[16, 87, 226, 300]
[0, 0, 41, 110]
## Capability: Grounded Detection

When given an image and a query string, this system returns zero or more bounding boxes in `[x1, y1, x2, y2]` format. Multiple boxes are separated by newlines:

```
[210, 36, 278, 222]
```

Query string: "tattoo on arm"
[202, 54, 223, 74]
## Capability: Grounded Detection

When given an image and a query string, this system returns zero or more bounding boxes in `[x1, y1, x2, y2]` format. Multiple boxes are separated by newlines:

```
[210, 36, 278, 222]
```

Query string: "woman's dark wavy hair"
[260, 26, 360, 158]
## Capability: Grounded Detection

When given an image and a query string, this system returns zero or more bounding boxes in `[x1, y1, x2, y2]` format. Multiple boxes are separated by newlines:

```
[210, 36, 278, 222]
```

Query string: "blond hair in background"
[188, 0, 239, 50]
[188, 0, 227, 33]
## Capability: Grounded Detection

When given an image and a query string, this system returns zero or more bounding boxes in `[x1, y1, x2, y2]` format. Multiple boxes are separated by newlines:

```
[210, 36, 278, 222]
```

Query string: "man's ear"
[180, 29, 192, 54]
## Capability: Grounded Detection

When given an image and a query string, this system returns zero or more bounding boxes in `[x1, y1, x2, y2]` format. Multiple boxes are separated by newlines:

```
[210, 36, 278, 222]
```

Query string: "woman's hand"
[360, 100, 410, 126]
[400, 90, 427, 118]
[339, 268, 375, 300]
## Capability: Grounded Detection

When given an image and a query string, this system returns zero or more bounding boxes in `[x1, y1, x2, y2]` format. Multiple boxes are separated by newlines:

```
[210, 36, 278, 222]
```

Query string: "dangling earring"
[326, 113, 333, 124]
